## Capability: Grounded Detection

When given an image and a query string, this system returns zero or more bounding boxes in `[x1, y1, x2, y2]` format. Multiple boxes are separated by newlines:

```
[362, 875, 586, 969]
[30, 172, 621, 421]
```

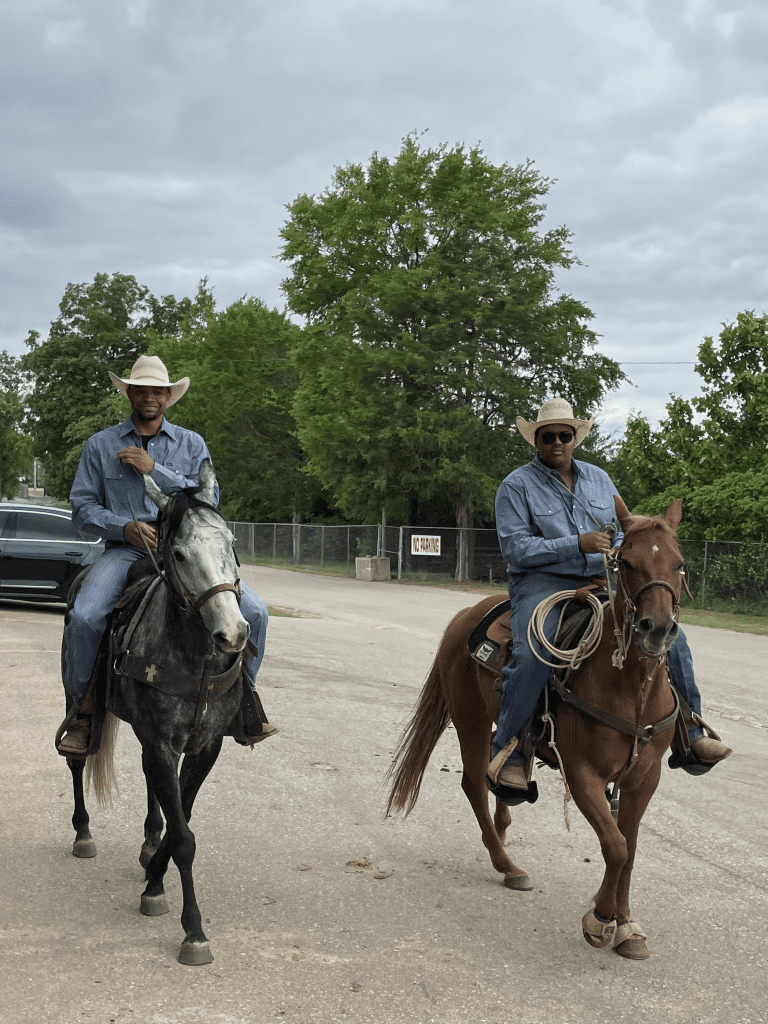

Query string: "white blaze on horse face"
[652, 544, 659, 555]
[176, 511, 249, 652]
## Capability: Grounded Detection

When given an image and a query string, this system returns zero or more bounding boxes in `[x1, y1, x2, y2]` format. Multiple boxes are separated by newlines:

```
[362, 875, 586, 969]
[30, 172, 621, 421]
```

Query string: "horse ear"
[613, 495, 633, 532]
[665, 499, 683, 532]
[143, 472, 170, 511]
[198, 459, 217, 504]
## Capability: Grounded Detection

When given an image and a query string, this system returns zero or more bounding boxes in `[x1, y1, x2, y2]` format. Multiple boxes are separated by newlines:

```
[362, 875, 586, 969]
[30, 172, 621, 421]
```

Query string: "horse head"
[613, 495, 685, 660]
[142, 460, 250, 654]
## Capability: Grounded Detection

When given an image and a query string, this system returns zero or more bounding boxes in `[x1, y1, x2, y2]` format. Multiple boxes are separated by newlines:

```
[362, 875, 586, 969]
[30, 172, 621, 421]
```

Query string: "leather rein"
[548, 542, 683, 819]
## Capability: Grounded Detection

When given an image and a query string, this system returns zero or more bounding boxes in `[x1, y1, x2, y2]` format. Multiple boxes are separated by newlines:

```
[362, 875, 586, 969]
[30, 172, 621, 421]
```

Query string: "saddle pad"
[467, 593, 610, 675]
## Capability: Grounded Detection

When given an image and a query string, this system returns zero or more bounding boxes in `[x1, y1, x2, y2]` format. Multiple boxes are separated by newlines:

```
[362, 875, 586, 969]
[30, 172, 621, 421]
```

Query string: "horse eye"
[622, 560, 634, 572]
[173, 550, 186, 562]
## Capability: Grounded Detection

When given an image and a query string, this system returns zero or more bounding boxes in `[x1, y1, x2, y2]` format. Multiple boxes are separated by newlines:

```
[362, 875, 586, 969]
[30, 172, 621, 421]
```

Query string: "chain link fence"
[227, 521, 768, 610]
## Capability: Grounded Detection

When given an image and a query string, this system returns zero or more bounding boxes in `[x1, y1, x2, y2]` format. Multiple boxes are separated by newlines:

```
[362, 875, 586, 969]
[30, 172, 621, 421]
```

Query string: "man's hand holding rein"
[578, 530, 613, 555]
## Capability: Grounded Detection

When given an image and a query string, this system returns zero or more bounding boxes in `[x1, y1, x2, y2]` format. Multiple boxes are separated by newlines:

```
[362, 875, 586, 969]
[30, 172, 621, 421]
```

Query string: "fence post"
[320, 525, 325, 568]
[702, 539, 708, 607]
[398, 526, 403, 580]
[250, 522, 254, 558]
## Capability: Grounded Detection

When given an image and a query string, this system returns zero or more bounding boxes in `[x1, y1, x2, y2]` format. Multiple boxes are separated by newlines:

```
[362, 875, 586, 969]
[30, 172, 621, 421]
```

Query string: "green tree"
[280, 135, 624, 528]
[154, 296, 319, 521]
[617, 311, 768, 538]
[0, 351, 33, 498]
[22, 273, 204, 498]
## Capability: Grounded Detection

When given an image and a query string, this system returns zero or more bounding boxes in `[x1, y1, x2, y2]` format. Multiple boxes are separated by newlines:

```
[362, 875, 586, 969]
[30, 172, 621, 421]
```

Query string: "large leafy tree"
[154, 297, 322, 521]
[280, 136, 624, 527]
[23, 273, 205, 498]
[617, 311, 768, 539]
[0, 351, 33, 498]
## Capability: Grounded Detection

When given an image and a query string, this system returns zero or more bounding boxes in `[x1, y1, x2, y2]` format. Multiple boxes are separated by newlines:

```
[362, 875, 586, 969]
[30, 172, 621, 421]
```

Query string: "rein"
[527, 527, 683, 821]
[122, 465, 242, 618]
[115, 475, 245, 751]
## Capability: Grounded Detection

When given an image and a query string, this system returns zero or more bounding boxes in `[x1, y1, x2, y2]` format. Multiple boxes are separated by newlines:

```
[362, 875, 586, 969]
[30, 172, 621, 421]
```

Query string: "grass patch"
[677, 606, 768, 635]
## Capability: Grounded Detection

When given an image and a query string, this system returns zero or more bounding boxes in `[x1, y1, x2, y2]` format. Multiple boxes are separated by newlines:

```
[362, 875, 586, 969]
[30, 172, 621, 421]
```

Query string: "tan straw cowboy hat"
[108, 355, 190, 407]
[516, 398, 594, 448]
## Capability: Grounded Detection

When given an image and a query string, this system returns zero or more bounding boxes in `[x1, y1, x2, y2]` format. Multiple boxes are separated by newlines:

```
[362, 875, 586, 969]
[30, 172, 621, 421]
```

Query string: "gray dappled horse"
[62, 460, 250, 965]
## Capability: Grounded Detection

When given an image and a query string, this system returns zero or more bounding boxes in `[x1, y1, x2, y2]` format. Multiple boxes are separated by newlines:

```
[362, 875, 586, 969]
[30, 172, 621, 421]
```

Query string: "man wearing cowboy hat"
[57, 355, 276, 756]
[491, 398, 731, 791]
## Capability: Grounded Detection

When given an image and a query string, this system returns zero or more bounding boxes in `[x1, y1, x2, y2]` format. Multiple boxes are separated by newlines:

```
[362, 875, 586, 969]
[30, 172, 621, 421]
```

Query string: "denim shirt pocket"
[587, 498, 613, 528]
[530, 506, 560, 537]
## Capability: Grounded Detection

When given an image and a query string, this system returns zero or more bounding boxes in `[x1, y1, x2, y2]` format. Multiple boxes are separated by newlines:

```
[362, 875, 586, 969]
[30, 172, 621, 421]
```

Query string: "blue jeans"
[63, 547, 267, 698]
[492, 571, 701, 757]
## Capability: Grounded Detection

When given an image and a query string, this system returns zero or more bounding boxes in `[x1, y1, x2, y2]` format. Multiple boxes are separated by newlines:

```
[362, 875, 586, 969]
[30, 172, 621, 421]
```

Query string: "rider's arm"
[69, 437, 134, 542]
[495, 475, 582, 571]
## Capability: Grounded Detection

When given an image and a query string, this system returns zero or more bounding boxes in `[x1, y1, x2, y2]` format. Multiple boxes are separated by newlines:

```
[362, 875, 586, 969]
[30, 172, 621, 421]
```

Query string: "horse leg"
[68, 756, 97, 859]
[567, 763, 629, 947]
[140, 740, 222, 965]
[455, 715, 533, 890]
[610, 760, 663, 960]
[140, 777, 164, 871]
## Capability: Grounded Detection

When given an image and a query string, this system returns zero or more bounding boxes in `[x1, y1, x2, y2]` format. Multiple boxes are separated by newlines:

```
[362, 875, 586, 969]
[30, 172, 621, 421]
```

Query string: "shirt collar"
[119, 416, 177, 441]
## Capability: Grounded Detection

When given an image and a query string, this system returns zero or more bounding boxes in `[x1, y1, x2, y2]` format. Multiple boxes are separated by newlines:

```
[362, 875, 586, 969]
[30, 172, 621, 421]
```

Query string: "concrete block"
[355, 556, 391, 582]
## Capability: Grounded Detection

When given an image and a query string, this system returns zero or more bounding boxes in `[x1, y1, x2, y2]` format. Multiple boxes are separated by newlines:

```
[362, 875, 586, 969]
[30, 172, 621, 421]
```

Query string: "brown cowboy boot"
[226, 681, 279, 746]
[57, 681, 96, 758]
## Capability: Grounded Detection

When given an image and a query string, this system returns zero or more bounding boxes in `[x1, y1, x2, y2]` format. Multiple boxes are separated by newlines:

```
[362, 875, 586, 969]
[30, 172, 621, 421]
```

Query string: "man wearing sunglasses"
[491, 398, 731, 791]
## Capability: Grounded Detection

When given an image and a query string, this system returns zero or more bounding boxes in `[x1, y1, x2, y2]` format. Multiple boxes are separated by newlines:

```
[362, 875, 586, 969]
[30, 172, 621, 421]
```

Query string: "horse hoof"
[582, 908, 616, 949]
[178, 941, 214, 966]
[503, 873, 533, 891]
[140, 893, 169, 916]
[72, 838, 97, 859]
[615, 936, 650, 960]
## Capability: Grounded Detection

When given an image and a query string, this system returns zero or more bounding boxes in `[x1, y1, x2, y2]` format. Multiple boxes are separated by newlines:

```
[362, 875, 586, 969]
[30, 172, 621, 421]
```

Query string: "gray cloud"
[1, 0, 767, 437]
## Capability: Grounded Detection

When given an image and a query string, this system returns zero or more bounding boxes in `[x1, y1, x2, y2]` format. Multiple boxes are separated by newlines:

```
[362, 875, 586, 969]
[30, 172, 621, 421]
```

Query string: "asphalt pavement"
[1, 565, 767, 1024]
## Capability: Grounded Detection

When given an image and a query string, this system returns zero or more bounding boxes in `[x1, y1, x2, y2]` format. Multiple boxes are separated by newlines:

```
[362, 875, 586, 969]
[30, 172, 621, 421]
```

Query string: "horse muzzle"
[633, 614, 679, 658]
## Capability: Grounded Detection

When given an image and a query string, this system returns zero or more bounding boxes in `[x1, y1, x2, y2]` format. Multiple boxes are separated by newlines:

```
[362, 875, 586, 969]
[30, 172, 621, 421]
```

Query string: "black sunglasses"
[537, 430, 575, 445]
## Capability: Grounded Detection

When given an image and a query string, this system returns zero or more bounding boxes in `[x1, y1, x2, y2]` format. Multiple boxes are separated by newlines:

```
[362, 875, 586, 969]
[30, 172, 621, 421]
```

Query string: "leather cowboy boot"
[669, 685, 732, 773]
[226, 680, 278, 746]
[56, 680, 96, 758]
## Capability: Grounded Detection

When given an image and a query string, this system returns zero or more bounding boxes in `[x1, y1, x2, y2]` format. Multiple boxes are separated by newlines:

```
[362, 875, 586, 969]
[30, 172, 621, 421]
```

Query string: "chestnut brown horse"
[387, 497, 685, 959]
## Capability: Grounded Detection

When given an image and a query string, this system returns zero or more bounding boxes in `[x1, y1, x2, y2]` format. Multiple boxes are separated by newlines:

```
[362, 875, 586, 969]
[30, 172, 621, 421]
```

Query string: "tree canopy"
[153, 296, 323, 521]
[22, 273, 208, 498]
[617, 311, 768, 539]
[0, 350, 32, 498]
[280, 135, 625, 526]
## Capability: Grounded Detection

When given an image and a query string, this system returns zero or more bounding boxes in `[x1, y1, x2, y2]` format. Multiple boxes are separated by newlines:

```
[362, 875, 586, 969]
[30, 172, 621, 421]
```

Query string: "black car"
[0, 503, 105, 603]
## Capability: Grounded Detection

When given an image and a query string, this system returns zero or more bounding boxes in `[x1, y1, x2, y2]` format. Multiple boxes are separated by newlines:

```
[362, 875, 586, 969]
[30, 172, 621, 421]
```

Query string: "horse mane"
[163, 488, 221, 538]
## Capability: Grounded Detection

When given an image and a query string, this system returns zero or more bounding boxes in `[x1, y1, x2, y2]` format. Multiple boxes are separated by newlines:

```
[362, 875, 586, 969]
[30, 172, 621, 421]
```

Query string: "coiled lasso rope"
[526, 589, 606, 671]
[525, 583, 609, 830]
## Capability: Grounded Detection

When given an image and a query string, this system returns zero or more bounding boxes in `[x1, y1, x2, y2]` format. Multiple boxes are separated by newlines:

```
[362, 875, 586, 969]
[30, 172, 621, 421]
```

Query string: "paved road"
[2, 566, 767, 1024]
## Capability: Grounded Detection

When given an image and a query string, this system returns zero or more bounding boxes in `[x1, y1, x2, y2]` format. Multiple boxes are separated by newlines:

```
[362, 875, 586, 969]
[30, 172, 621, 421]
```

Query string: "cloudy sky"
[2, 0, 767, 436]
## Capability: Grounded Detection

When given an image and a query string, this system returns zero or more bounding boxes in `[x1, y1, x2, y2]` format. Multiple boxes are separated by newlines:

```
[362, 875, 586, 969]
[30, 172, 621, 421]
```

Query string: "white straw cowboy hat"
[516, 398, 594, 448]
[108, 355, 190, 408]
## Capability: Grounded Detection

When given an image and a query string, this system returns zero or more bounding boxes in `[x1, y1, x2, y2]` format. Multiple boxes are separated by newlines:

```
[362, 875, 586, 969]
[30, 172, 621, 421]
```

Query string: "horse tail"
[386, 655, 451, 818]
[85, 712, 120, 807]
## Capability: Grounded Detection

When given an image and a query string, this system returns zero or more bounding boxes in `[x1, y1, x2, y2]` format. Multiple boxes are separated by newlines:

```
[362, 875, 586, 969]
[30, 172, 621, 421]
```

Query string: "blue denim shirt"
[70, 417, 217, 542]
[496, 455, 622, 579]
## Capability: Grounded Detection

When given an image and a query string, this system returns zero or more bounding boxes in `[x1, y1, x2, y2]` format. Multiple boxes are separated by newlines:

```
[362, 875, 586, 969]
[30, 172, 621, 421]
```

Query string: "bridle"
[158, 496, 243, 618]
[605, 542, 683, 669]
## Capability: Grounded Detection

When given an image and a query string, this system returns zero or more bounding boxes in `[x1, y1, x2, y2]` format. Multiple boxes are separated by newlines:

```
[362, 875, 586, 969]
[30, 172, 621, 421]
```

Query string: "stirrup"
[56, 713, 93, 759]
